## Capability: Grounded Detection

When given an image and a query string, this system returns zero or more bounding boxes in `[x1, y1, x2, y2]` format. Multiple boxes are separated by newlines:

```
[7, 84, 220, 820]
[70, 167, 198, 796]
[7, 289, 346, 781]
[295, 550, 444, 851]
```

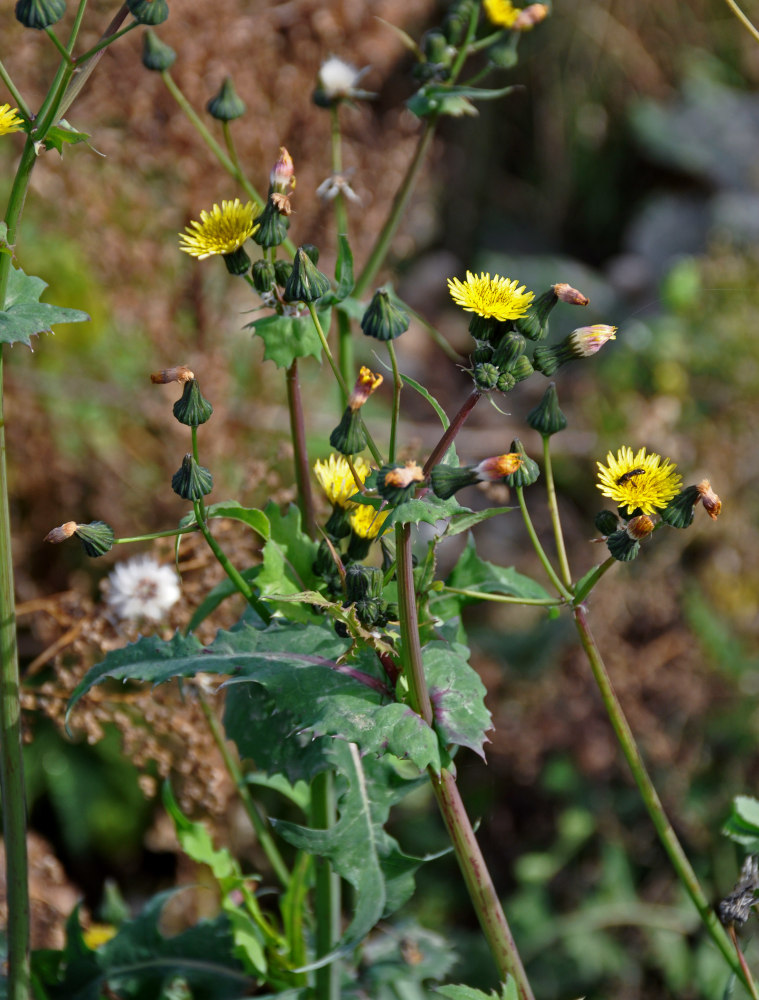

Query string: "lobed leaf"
[0, 266, 90, 347]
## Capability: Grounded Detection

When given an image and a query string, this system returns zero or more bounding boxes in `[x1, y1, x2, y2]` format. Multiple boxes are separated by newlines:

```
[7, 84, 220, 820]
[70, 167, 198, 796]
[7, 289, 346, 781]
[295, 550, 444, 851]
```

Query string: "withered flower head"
[697, 479, 722, 520]
[553, 283, 589, 306]
[151, 366, 195, 384]
[475, 453, 523, 481]
[348, 366, 383, 411]
[44, 521, 78, 544]
[625, 514, 655, 540]
[383, 461, 424, 490]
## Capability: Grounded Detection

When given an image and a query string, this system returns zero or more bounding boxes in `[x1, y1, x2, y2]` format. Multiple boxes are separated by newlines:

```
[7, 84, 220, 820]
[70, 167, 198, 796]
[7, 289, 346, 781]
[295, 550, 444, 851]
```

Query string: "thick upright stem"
[423, 389, 482, 476]
[310, 770, 340, 1000]
[285, 360, 316, 539]
[395, 523, 432, 724]
[573, 603, 752, 989]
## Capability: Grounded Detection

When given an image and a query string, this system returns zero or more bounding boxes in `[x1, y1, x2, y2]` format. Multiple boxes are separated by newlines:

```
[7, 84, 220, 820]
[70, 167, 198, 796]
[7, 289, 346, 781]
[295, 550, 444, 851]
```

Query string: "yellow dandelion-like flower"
[349, 503, 389, 540]
[447, 271, 534, 322]
[313, 454, 371, 509]
[178, 199, 259, 259]
[596, 446, 682, 516]
[483, 0, 520, 28]
[0, 105, 24, 137]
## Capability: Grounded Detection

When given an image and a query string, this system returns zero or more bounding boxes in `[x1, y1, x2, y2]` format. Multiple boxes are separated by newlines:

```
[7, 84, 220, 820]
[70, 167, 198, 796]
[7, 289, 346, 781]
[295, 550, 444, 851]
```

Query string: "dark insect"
[616, 467, 645, 486]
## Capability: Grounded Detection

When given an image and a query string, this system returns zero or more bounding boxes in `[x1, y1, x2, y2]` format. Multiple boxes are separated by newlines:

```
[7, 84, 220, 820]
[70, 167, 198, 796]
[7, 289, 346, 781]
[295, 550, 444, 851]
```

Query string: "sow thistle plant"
[0, 3, 753, 1000]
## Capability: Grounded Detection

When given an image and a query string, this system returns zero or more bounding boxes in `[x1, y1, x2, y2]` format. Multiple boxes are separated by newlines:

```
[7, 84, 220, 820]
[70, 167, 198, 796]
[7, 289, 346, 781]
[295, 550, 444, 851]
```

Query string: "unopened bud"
[527, 382, 567, 437]
[505, 440, 540, 488]
[283, 247, 331, 303]
[171, 454, 213, 501]
[361, 290, 410, 342]
[475, 453, 522, 481]
[126, 0, 169, 25]
[142, 29, 176, 71]
[554, 283, 589, 306]
[626, 514, 655, 540]
[513, 3, 549, 30]
[207, 77, 246, 122]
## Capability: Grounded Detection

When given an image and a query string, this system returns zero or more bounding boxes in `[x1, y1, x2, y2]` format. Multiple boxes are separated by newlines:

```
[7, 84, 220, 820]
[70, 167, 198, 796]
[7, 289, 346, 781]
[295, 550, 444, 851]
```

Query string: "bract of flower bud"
[171, 454, 213, 501]
[443, 0, 476, 43]
[348, 367, 383, 411]
[594, 510, 620, 536]
[514, 287, 558, 342]
[127, 0, 169, 25]
[252, 259, 276, 294]
[301, 244, 319, 264]
[626, 514, 655, 540]
[606, 528, 640, 562]
[554, 283, 589, 306]
[141, 29, 176, 71]
[527, 382, 568, 437]
[697, 479, 722, 520]
[151, 366, 194, 385]
[659, 485, 700, 529]
[429, 464, 479, 500]
[44, 521, 78, 544]
[329, 408, 367, 456]
[492, 331, 526, 367]
[74, 521, 115, 557]
[253, 200, 291, 249]
[470, 346, 493, 365]
[270, 147, 295, 193]
[207, 77, 246, 122]
[222, 245, 251, 276]
[15, 0, 65, 29]
[345, 563, 384, 604]
[468, 314, 498, 342]
[283, 247, 331, 303]
[361, 290, 410, 342]
[325, 505, 352, 540]
[472, 362, 500, 391]
[512, 3, 549, 30]
[173, 379, 213, 427]
[377, 462, 424, 505]
[505, 440, 540, 488]
[509, 355, 534, 382]
[274, 260, 293, 286]
[475, 453, 523, 481]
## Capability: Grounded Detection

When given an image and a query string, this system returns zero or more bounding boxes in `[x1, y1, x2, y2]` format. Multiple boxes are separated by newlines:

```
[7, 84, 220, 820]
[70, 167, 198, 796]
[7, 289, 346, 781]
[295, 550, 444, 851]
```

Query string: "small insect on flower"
[615, 468, 645, 486]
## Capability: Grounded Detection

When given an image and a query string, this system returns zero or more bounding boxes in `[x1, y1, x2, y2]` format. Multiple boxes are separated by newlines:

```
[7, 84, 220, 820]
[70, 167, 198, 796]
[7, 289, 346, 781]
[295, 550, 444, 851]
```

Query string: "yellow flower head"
[0, 105, 24, 137]
[179, 199, 259, 259]
[483, 0, 520, 28]
[349, 502, 389, 540]
[447, 271, 534, 322]
[313, 454, 371, 508]
[596, 446, 682, 516]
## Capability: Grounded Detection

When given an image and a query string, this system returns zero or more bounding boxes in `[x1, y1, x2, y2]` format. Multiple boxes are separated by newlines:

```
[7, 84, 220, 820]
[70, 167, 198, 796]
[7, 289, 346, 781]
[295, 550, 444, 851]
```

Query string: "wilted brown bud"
[383, 461, 424, 489]
[553, 283, 589, 307]
[626, 514, 655, 540]
[270, 192, 293, 216]
[44, 521, 78, 544]
[697, 479, 722, 520]
[270, 146, 295, 193]
[151, 366, 194, 384]
[475, 453, 523, 481]
[348, 366, 383, 411]
[513, 3, 549, 30]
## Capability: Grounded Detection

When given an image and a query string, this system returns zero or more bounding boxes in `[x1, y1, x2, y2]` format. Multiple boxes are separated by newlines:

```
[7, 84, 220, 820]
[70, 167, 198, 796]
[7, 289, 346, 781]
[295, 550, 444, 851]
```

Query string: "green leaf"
[407, 84, 516, 119]
[38, 119, 91, 155]
[245, 307, 331, 368]
[384, 492, 469, 531]
[573, 563, 607, 603]
[194, 500, 271, 538]
[443, 506, 513, 536]
[445, 536, 551, 602]
[723, 796, 759, 849]
[436, 980, 517, 1000]
[39, 892, 251, 999]
[400, 374, 449, 430]
[425, 641, 492, 759]
[256, 502, 320, 621]
[335, 296, 367, 323]
[329, 235, 355, 302]
[0, 266, 90, 347]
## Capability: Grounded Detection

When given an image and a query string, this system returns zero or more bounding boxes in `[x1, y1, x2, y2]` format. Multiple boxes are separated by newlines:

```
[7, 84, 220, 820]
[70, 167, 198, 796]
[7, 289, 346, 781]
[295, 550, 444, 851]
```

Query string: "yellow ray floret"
[596, 446, 682, 516]
[0, 105, 24, 137]
[313, 454, 371, 509]
[447, 271, 534, 321]
[179, 199, 259, 259]
[483, 0, 520, 28]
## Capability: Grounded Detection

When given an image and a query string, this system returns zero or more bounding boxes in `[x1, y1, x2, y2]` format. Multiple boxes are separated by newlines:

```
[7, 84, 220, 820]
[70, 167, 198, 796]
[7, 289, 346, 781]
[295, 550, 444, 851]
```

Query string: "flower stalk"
[422, 389, 482, 475]
[516, 487, 573, 602]
[541, 436, 572, 588]
[286, 360, 317, 538]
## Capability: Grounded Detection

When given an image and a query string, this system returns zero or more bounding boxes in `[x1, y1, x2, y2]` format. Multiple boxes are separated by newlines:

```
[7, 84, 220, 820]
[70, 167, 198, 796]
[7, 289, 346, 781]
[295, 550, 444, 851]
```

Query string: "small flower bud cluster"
[344, 564, 397, 630]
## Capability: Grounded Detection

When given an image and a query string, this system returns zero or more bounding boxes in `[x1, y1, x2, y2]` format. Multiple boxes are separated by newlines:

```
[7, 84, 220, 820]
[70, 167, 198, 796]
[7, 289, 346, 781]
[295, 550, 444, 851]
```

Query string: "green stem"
[44, 28, 74, 64]
[285, 360, 317, 539]
[55, 5, 132, 122]
[306, 303, 382, 466]
[328, 106, 354, 396]
[310, 769, 340, 1000]
[422, 389, 482, 476]
[515, 487, 573, 602]
[439, 587, 562, 607]
[196, 690, 291, 889]
[114, 525, 200, 544]
[73, 22, 138, 66]
[387, 341, 402, 464]
[541, 435, 572, 588]
[0, 60, 30, 118]
[192, 500, 272, 624]
[395, 525, 534, 998]
[573, 604, 753, 991]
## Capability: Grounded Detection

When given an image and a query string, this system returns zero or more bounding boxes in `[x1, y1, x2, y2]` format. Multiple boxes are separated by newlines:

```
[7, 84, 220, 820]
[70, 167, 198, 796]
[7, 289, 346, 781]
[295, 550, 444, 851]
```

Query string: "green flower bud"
[325, 504, 352, 540]
[329, 408, 367, 456]
[468, 314, 498, 342]
[660, 485, 701, 529]
[496, 371, 516, 393]
[509, 355, 534, 382]
[526, 382, 567, 436]
[252, 199, 290, 250]
[346, 532, 372, 562]
[284, 247, 331, 303]
[273, 259, 293, 286]
[443, 0, 476, 43]
[361, 290, 410, 341]
[492, 331, 525, 368]
[505, 439, 540, 488]
[74, 521, 115, 558]
[345, 563, 383, 604]
[472, 362, 500, 391]
[127, 0, 169, 25]
[606, 529, 640, 562]
[470, 345, 493, 365]
[206, 76, 246, 122]
[171, 454, 213, 501]
[301, 243, 320, 264]
[15, 0, 65, 29]
[430, 464, 479, 500]
[173, 379, 213, 427]
[514, 286, 559, 342]
[533, 325, 617, 376]
[222, 245, 251, 277]
[252, 259, 276, 294]
[141, 29, 176, 71]
[377, 462, 424, 505]
[594, 509, 620, 536]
